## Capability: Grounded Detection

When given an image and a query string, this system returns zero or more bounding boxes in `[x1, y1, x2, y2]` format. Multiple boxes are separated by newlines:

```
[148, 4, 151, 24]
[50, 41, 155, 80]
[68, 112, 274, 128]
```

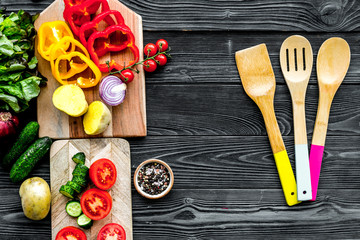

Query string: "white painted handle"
[295, 144, 312, 201]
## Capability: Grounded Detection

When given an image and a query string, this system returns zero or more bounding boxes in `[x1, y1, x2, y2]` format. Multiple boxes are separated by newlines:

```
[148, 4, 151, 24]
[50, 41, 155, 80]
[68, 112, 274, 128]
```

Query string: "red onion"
[0, 112, 19, 138]
[99, 75, 127, 106]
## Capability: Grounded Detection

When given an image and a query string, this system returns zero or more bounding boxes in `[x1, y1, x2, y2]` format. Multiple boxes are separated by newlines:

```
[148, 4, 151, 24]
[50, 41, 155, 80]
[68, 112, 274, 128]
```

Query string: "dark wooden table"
[2, 0, 360, 239]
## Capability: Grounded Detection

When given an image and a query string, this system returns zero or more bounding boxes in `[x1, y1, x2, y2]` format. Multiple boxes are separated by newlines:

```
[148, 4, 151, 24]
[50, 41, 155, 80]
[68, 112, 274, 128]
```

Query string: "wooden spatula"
[310, 37, 350, 201]
[235, 44, 300, 206]
[280, 35, 313, 201]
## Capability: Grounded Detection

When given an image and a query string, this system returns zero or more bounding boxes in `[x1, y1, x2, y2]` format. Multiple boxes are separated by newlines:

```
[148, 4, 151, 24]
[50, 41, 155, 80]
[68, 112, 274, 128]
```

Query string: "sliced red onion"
[99, 75, 127, 106]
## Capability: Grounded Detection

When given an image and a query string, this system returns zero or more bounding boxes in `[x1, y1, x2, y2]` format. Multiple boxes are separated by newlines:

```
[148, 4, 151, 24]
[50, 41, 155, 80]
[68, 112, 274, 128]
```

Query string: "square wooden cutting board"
[50, 138, 132, 240]
[34, 0, 146, 139]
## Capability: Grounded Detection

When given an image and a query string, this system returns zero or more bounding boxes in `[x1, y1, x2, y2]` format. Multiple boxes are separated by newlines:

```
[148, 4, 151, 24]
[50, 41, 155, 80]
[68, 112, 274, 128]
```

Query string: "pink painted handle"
[309, 144, 325, 201]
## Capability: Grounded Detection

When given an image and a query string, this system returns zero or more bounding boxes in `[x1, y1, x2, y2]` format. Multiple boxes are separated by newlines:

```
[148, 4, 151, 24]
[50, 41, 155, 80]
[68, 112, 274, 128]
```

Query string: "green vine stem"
[106, 47, 171, 76]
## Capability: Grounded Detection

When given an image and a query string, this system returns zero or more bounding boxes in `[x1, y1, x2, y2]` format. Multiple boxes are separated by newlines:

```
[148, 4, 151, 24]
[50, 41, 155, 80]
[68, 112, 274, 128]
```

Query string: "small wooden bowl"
[134, 159, 174, 199]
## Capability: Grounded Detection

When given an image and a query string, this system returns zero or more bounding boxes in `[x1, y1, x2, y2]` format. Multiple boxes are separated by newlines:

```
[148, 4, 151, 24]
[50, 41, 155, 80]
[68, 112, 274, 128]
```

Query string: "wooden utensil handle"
[259, 100, 300, 206]
[292, 102, 312, 201]
[312, 93, 333, 146]
[309, 92, 332, 201]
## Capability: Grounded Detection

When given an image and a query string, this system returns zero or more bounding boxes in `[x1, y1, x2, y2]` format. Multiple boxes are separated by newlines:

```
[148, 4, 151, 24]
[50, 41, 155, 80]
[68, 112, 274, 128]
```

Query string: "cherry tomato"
[156, 39, 168, 52]
[143, 59, 157, 72]
[80, 188, 112, 220]
[97, 223, 126, 240]
[89, 158, 117, 190]
[56, 226, 87, 240]
[119, 69, 135, 83]
[143, 43, 157, 57]
[154, 54, 167, 66]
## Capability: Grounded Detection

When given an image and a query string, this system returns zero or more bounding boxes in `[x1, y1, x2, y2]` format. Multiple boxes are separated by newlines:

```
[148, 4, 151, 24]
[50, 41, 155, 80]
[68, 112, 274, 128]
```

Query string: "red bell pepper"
[79, 10, 125, 48]
[63, 0, 112, 36]
[87, 25, 139, 72]
[64, 0, 86, 8]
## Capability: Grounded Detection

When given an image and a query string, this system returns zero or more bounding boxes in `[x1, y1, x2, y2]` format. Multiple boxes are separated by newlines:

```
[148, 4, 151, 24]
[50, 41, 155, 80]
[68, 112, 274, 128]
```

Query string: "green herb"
[0, 10, 46, 112]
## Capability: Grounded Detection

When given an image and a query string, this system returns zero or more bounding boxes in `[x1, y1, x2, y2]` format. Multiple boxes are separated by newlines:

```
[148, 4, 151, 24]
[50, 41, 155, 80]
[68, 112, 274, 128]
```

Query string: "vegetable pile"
[59, 152, 89, 199]
[64, 0, 139, 74]
[0, 10, 46, 112]
[57, 154, 125, 239]
[37, 21, 101, 88]
[1, 121, 52, 182]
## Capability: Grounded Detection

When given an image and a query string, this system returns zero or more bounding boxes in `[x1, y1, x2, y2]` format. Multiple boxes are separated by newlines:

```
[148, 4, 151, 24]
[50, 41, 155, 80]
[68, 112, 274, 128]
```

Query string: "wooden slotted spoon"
[280, 35, 313, 201]
[310, 37, 350, 201]
[235, 44, 300, 206]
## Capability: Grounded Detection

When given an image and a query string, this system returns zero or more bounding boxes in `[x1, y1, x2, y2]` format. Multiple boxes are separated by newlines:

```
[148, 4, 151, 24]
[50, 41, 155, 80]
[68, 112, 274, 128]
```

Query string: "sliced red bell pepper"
[63, 0, 86, 8]
[87, 25, 139, 72]
[79, 10, 125, 48]
[63, 0, 112, 36]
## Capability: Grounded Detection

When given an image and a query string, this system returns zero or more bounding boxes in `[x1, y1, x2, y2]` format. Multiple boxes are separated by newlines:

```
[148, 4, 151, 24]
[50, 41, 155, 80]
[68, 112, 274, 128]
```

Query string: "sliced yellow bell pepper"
[53, 51, 101, 88]
[49, 36, 90, 79]
[37, 21, 74, 61]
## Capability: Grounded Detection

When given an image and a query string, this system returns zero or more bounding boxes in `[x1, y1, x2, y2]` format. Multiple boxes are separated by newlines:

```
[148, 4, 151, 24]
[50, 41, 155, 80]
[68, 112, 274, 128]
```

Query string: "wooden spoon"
[235, 44, 300, 206]
[310, 37, 350, 201]
[280, 35, 313, 201]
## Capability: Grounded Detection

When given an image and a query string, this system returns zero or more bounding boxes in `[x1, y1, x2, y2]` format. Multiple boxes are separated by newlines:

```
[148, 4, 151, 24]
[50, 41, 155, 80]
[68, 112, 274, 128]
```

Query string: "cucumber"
[77, 214, 93, 229]
[9, 137, 52, 183]
[72, 152, 85, 165]
[2, 121, 39, 169]
[67, 181, 82, 193]
[59, 185, 75, 199]
[66, 200, 82, 217]
[72, 175, 88, 188]
[72, 164, 89, 177]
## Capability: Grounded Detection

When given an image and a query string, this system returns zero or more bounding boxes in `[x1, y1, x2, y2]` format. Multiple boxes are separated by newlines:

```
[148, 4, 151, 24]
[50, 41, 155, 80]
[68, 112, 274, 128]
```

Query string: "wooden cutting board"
[50, 138, 132, 240]
[34, 0, 146, 139]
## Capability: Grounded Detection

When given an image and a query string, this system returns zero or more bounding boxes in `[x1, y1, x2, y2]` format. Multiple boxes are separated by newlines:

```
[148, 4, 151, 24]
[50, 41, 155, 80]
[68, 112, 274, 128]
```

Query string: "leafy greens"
[0, 9, 46, 112]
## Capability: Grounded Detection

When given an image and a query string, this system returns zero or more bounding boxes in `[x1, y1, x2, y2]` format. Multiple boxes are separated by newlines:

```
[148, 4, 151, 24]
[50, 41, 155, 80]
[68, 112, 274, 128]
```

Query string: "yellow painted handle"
[274, 150, 301, 206]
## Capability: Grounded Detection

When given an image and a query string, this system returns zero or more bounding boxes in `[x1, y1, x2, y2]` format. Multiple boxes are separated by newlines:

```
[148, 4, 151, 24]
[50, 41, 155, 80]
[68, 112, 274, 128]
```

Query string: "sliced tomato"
[89, 158, 117, 190]
[56, 226, 87, 240]
[80, 188, 112, 220]
[97, 223, 126, 240]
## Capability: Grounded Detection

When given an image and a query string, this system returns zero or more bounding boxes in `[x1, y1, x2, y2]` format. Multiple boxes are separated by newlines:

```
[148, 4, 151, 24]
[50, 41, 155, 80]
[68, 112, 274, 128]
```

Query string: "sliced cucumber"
[72, 175, 88, 188]
[59, 185, 74, 199]
[66, 200, 82, 217]
[72, 152, 86, 165]
[77, 214, 93, 229]
[72, 164, 89, 177]
[67, 181, 82, 193]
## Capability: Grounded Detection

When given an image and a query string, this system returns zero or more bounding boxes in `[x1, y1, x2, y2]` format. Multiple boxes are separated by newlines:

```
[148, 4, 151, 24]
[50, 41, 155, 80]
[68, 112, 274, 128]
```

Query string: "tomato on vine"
[120, 69, 135, 83]
[144, 43, 158, 57]
[143, 59, 157, 72]
[155, 54, 167, 66]
[156, 39, 169, 51]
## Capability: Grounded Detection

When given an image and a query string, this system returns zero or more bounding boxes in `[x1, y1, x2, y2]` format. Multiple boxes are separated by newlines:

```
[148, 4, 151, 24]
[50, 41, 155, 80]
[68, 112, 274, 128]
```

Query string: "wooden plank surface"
[50, 138, 132, 240]
[4, 0, 360, 32]
[34, 0, 146, 139]
[145, 84, 360, 136]
[0, 0, 360, 239]
[1, 136, 360, 239]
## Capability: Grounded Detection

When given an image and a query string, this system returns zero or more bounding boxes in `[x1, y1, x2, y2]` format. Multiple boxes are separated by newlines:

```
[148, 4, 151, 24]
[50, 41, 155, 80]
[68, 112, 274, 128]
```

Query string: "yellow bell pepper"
[37, 21, 74, 61]
[53, 51, 101, 88]
[49, 36, 90, 79]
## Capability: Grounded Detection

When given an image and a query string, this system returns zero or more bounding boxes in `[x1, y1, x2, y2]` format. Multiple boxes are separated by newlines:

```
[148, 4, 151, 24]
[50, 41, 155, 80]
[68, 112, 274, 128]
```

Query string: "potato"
[83, 101, 111, 135]
[52, 85, 88, 117]
[19, 177, 51, 220]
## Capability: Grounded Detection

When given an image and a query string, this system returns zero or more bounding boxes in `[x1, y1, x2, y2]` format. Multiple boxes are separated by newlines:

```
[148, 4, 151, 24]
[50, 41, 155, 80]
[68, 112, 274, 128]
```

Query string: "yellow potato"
[83, 101, 111, 135]
[19, 177, 51, 220]
[52, 85, 88, 117]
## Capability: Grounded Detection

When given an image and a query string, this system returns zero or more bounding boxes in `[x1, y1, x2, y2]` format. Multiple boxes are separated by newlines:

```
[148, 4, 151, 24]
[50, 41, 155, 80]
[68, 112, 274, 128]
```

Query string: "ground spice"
[137, 162, 170, 195]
